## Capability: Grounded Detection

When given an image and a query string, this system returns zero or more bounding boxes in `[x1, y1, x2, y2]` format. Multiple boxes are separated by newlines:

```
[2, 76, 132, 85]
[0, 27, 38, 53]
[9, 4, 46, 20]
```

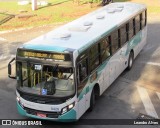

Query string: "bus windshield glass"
[17, 62, 75, 97]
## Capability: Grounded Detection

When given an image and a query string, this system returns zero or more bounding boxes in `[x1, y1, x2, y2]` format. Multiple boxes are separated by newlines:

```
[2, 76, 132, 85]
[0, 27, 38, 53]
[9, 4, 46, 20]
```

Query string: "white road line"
[156, 92, 160, 100]
[139, 61, 160, 67]
[0, 55, 7, 60]
[0, 37, 7, 42]
[0, 54, 15, 60]
[137, 86, 159, 118]
[146, 62, 160, 67]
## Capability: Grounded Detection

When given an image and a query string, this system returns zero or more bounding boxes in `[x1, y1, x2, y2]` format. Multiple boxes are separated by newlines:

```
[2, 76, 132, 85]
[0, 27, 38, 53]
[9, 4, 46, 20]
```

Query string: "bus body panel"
[17, 101, 77, 121]
[16, 90, 78, 120]
[77, 89, 92, 119]
[77, 92, 86, 118]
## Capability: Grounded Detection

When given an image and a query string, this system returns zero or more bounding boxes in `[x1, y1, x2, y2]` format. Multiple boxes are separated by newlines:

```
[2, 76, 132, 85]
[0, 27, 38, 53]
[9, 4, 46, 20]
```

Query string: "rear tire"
[127, 52, 134, 70]
[88, 89, 95, 112]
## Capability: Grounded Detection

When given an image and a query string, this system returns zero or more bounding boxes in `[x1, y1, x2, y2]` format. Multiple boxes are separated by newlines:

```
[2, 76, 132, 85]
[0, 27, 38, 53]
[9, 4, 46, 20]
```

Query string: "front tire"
[127, 52, 134, 70]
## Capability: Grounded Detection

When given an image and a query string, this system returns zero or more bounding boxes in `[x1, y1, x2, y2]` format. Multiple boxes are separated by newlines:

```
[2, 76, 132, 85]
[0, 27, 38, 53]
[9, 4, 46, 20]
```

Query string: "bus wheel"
[88, 89, 95, 112]
[127, 51, 134, 70]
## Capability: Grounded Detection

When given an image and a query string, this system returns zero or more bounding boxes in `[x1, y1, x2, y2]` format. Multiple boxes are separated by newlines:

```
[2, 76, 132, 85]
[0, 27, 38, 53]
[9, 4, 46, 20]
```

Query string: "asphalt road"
[0, 17, 160, 128]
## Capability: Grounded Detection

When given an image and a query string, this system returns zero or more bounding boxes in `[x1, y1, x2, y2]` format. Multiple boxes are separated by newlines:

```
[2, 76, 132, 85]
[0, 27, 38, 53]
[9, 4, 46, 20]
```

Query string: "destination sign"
[17, 50, 71, 61]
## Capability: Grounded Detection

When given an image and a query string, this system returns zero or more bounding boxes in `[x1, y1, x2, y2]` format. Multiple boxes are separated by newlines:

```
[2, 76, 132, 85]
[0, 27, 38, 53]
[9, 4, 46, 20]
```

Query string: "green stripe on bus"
[78, 60, 109, 101]
[58, 109, 77, 120]
[17, 102, 26, 116]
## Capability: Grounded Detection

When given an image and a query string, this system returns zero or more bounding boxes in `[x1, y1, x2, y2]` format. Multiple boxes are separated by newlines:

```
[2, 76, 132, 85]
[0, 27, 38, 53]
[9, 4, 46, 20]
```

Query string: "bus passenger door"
[77, 58, 88, 118]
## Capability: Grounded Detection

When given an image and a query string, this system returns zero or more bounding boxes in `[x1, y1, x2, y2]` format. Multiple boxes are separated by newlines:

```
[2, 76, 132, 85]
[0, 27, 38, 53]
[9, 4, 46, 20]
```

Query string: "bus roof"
[22, 2, 146, 53]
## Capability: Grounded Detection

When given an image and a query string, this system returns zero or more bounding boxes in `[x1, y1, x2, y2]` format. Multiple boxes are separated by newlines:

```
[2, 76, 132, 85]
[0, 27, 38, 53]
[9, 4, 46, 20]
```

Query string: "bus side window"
[111, 30, 119, 54]
[135, 15, 141, 34]
[141, 10, 146, 29]
[120, 24, 127, 46]
[89, 44, 100, 72]
[100, 37, 111, 62]
[78, 58, 88, 82]
[128, 19, 134, 40]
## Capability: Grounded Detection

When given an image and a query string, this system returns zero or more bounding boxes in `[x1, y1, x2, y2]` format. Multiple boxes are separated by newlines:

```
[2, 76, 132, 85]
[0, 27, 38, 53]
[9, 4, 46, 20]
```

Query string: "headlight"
[68, 103, 74, 109]
[61, 102, 75, 114]
[17, 96, 24, 108]
[16, 96, 20, 102]
[62, 107, 67, 114]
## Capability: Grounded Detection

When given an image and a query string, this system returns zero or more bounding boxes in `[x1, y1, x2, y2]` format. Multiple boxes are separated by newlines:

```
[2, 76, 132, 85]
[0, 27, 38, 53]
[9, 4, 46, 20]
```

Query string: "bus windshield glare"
[17, 62, 75, 97]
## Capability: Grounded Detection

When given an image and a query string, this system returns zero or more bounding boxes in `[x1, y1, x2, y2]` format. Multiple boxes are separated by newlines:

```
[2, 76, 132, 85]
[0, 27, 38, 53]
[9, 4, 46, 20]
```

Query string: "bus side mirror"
[8, 58, 16, 79]
[8, 64, 11, 75]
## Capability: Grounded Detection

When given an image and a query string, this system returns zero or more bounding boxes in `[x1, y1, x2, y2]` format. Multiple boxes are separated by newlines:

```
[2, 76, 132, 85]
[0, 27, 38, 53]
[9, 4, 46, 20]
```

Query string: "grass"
[0, 14, 8, 20]
[0, 0, 160, 31]
[0, 0, 71, 13]
[0, 0, 99, 31]
[148, 6, 160, 14]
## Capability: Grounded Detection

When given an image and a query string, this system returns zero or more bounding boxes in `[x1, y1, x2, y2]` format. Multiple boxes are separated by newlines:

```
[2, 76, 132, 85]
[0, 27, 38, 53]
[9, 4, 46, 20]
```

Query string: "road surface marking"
[156, 92, 160, 100]
[152, 47, 160, 56]
[0, 37, 7, 42]
[139, 61, 160, 67]
[137, 86, 159, 118]
[146, 62, 160, 67]
[0, 54, 15, 60]
[0, 55, 7, 60]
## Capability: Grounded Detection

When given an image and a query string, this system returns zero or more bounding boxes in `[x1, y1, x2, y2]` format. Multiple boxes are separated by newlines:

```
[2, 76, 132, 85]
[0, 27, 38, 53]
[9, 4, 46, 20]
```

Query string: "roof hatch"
[52, 32, 71, 39]
[96, 13, 105, 19]
[106, 4, 124, 13]
[83, 21, 93, 26]
[68, 26, 91, 32]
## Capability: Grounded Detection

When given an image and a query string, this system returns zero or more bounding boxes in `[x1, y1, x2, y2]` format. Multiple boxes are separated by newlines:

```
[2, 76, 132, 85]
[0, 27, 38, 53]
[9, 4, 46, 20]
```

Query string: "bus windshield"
[17, 62, 75, 97]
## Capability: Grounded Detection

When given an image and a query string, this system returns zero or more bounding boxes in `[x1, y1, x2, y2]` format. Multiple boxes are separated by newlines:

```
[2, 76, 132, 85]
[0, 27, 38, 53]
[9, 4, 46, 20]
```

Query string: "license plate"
[37, 113, 46, 118]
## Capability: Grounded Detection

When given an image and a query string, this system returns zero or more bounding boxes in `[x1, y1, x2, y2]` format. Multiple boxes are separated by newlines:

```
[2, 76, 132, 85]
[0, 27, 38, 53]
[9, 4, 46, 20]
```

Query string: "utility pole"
[32, 0, 37, 11]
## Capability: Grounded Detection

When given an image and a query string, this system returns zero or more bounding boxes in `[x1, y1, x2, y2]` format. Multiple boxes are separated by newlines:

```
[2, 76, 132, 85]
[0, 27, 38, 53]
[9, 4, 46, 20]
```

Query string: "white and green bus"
[8, 2, 147, 121]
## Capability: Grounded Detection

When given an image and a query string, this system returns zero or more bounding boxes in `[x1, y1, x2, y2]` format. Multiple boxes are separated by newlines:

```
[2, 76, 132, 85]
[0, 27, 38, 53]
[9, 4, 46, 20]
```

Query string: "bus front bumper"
[17, 101, 77, 122]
